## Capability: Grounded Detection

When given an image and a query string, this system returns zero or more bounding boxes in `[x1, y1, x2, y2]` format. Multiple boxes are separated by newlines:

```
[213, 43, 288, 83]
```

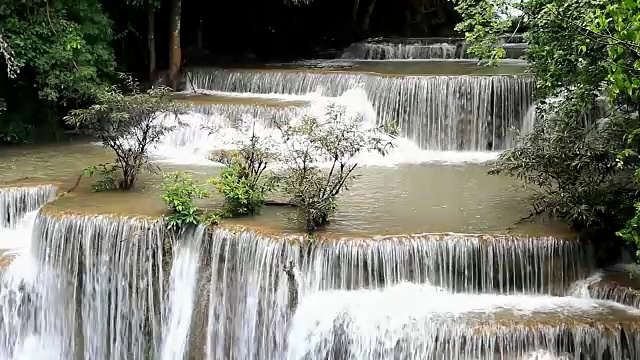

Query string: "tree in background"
[0, 33, 17, 117]
[0, 0, 114, 102]
[455, 0, 640, 257]
[124, 0, 161, 80]
[65, 76, 184, 190]
[0, 0, 115, 142]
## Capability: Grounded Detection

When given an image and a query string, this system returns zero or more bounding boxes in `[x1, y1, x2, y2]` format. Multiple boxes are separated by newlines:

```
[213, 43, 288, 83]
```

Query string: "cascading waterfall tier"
[0, 213, 172, 360]
[0, 186, 56, 228]
[342, 41, 463, 60]
[0, 213, 611, 360]
[287, 282, 640, 359]
[186, 102, 305, 128]
[578, 271, 640, 309]
[299, 234, 592, 295]
[186, 69, 534, 151]
[155, 103, 306, 163]
[197, 231, 594, 359]
[341, 36, 528, 60]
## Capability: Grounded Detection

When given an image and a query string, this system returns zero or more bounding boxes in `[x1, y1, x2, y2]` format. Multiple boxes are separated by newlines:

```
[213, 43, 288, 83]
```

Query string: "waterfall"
[342, 42, 462, 60]
[0, 186, 56, 228]
[203, 229, 301, 360]
[0, 213, 167, 360]
[340, 37, 528, 60]
[1, 212, 639, 359]
[160, 226, 206, 360]
[186, 69, 534, 151]
[298, 234, 592, 295]
[154, 103, 307, 164]
[570, 271, 640, 309]
[187, 103, 306, 126]
[197, 231, 594, 359]
[286, 282, 640, 359]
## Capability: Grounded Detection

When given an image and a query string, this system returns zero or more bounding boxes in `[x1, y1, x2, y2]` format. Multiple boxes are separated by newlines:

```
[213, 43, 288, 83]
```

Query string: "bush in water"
[65, 75, 185, 190]
[83, 163, 119, 192]
[161, 171, 219, 231]
[275, 103, 394, 231]
[208, 126, 278, 217]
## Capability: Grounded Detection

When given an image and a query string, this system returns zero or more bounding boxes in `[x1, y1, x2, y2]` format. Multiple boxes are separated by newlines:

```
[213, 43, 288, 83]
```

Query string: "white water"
[0, 211, 38, 251]
[155, 88, 502, 166]
[0, 223, 69, 360]
[286, 281, 640, 359]
[161, 227, 205, 360]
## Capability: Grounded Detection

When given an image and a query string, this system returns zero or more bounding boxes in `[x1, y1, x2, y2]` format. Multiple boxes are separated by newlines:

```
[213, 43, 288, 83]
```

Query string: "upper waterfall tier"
[0, 185, 56, 228]
[186, 68, 534, 151]
[341, 36, 528, 60]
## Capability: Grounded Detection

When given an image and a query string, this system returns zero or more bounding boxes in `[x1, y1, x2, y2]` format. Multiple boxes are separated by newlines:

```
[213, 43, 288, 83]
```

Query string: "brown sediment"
[35, 203, 581, 246]
[172, 93, 308, 107]
[0, 253, 16, 271]
[2, 174, 578, 241]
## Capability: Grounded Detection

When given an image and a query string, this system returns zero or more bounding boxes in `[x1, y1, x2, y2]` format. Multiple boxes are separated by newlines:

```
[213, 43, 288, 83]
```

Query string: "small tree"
[276, 103, 394, 231]
[65, 76, 185, 190]
[489, 101, 635, 232]
[208, 122, 278, 216]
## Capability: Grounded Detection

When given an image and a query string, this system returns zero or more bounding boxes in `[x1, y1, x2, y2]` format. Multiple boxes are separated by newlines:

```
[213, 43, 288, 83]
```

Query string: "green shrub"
[275, 103, 394, 232]
[161, 171, 217, 231]
[210, 158, 274, 217]
[83, 164, 119, 192]
[208, 127, 277, 217]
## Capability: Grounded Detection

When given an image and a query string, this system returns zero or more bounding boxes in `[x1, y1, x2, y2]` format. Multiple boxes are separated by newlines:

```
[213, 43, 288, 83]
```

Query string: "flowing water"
[340, 37, 528, 60]
[186, 64, 534, 151]
[0, 211, 637, 359]
[2, 54, 637, 359]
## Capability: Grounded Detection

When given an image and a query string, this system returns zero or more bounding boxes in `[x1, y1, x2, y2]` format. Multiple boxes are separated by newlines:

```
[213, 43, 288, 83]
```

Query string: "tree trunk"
[147, 7, 156, 81]
[360, 0, 378, 35]
[351, 0, 360, 33]
[168, 0, 182, 90]
[197, 16, 203, 52]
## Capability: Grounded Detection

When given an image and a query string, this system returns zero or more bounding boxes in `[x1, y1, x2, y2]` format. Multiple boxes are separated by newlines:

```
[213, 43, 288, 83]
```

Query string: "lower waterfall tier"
[0, 212, 629, 360]
[288, 282, 640, 359]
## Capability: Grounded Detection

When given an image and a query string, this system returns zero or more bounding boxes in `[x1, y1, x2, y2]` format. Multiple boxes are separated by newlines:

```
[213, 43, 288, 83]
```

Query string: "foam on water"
[156, 88, 503, 166]
[0, 211, 38, 251]
[286, 282, 640, 359]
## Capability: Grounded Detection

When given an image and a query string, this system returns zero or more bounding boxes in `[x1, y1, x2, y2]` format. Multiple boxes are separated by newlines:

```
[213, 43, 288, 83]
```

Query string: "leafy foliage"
[276, 103, 394, 231]
[456, 0, 640, 256]
[83, 163, 119, 192]
[0, 0, 114, 143]
[0, 33, 17, 79]
[208, 125, 278, 217]
[161, 171, 219, 231]
[65, 76, 185, 190]
[0, 0, 114, 102]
